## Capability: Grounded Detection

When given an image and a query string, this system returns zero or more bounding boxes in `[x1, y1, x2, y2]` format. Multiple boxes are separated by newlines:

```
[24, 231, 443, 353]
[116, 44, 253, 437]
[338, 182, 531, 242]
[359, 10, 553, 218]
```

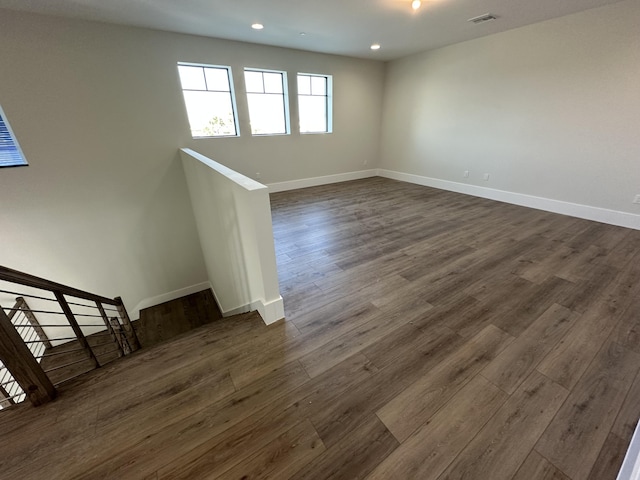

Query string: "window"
[297, 74, 332, 134]
[0, 106, 28, 168]
[177, 63, 239, 138]
[244, 69, 290, 135]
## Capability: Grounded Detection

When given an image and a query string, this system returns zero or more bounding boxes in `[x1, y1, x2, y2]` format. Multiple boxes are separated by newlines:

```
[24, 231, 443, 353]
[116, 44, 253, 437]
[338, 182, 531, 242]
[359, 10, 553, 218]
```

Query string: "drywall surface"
[380, 0, 640, 217]
[180, 149, 283, 324]
[0, 9, 384, 315]
[180, 42, 385, 184]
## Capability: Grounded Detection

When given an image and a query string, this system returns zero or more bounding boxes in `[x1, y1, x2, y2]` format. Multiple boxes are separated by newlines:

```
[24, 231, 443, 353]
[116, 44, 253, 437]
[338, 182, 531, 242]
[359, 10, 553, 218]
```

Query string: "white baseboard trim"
[208, 285, 250, 318]
[617, 421, 640, 480]
[132, 282, 283, 326]
[377, 169, 640, 230]
[252, 296, 285, 325]
[131, 281, 212, 320]
[267, 169, 377, 193]
[218, 302, 252, 317]
[216, 294, 284, 325]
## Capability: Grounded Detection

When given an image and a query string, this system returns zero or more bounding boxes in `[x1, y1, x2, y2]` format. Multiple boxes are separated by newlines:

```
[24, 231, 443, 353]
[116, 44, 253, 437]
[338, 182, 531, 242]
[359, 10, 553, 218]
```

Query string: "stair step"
[137, 289, 223, 348]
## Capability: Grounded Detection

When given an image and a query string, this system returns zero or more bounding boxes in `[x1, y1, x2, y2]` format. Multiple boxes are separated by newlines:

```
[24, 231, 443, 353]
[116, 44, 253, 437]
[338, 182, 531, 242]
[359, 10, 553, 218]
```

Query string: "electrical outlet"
[256, 172, 261, 179]
[483, 173, 490, 181]
[634, 194, 640, 204]
[463, 170, 470, 178]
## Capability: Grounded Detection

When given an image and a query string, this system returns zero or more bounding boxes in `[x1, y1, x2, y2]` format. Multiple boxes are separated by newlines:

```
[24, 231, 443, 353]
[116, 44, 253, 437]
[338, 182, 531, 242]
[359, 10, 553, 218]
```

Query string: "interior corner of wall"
[130, 281, 212, 320]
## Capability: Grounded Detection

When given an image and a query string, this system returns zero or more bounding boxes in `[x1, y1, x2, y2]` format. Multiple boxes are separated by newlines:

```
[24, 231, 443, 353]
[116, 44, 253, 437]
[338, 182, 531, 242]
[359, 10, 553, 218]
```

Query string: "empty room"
[0, 0, 639, 479]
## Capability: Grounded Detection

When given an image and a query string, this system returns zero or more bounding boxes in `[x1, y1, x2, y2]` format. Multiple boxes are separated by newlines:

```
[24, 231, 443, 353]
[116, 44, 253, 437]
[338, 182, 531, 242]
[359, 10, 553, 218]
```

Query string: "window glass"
[297, 73, 332, 134]
[244, 71, 264, 93]
[244, 69, 290, 136]
[177, 65, 206, 90]
[311, 76, 327, 96]
[204, 68, 231, 91]
[177, 63, 239, 138]
[297, 75, 311, 95]
[263, 73, 284, 94]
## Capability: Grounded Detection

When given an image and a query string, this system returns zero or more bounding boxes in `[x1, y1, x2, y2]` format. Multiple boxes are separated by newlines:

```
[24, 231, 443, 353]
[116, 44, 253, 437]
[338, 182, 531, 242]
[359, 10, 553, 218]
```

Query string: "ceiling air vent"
[468, 13, 498, 25]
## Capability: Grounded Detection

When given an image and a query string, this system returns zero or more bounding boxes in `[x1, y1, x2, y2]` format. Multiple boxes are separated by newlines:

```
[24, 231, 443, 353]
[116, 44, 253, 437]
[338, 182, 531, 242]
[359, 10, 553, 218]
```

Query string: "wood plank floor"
[136, 289, 224, 348]
[30, 290, 223, 387]
[2, 177, 640, 479]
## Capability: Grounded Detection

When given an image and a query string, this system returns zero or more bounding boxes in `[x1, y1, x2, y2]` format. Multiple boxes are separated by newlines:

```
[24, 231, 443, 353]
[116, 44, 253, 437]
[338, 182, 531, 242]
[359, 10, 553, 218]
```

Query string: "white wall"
[380, 0, 640, 224]
[183, 43, 385, 185]
[180, 149, 283, 324]
[0, 10, 384, 316]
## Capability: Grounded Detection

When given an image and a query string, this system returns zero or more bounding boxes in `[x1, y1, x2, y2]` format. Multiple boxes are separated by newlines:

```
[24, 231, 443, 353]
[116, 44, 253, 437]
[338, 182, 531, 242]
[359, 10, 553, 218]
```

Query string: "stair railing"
[0, 265, 140, 408]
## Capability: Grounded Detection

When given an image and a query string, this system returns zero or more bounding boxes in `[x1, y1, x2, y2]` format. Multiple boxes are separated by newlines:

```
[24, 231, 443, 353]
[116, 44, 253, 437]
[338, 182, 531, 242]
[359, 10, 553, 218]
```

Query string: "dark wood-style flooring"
[1, 177, 640, 479]
[136, 289, 224, 348]
[30, 290, 222, 387]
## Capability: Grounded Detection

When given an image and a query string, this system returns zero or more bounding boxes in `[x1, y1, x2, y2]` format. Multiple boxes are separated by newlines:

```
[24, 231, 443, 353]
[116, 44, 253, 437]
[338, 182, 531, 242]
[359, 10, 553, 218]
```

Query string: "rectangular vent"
[468, 13, 497, 24]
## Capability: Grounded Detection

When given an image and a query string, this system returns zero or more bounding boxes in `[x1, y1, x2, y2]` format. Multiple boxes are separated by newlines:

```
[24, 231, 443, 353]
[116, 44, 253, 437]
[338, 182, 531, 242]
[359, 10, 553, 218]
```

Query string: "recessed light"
[252, 23, 264, 30]
[412, 0, 421, 10]
[370, 44, 381, 50]
[300, 32, 306, 36]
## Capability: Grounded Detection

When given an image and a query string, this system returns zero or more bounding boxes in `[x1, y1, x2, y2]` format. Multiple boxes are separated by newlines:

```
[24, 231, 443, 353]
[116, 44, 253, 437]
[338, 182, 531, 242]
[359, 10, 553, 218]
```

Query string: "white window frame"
[297, 73, 333, 134]
[0, 105, 28, 168]
[177, 62, 240, 139]
[244, 68, 291, 136]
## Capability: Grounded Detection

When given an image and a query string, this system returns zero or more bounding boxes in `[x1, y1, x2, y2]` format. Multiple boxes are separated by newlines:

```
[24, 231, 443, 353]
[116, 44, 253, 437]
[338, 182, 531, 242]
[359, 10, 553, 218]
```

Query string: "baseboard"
[267, 169, 377, 193]
[215, 296, 284, 325]
[617, 421, 640, 480]
[218, 302, 252, 317]
[377, 169, 640, 231]
[131, 281, 212, 320]
[131, 283, 282, 327]
[251, 296, 285, 325]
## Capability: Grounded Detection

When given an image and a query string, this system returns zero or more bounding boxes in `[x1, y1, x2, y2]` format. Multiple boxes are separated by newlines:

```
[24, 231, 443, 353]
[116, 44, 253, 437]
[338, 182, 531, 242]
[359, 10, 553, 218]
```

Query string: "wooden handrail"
[0, 384, 15, 407]
[0, 264, 141, 407]
[54, 291, 99, 369]
[0, 265, 118, 306]
[115, 297, 140, 352]
[0, 308, 56, 406]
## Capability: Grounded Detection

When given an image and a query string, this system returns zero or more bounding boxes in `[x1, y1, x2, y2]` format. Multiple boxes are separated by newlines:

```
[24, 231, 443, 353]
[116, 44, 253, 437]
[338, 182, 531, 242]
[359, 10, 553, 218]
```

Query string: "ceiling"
[0, 0, 625, 60]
